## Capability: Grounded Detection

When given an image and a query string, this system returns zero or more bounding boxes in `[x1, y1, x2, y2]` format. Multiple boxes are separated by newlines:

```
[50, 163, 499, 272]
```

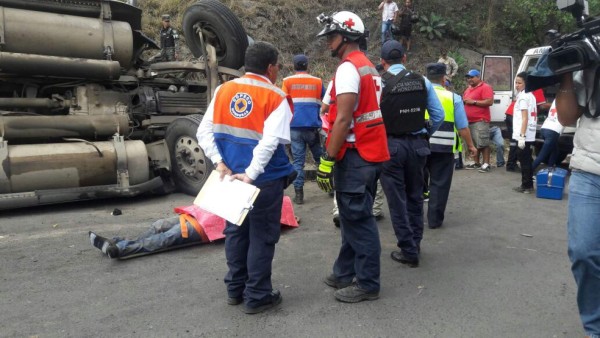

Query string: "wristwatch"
[322, 153, 336, 161]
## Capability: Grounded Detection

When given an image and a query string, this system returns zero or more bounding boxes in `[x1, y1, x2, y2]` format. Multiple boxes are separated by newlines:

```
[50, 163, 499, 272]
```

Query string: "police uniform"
[160, 15, 178, 61]
[378, 40, 444, 265]
[282, 54, 325, 202]
[424, 63, 469, 229]
[197, 72, 294, 309]
[327, 50, 389, 293]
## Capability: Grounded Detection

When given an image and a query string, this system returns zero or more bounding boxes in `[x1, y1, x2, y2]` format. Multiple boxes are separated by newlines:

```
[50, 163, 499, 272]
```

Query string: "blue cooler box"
[536, 167, 568, 200]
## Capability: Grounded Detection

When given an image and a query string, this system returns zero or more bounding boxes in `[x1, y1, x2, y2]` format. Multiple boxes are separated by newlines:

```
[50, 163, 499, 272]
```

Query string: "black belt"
[387, 133, 427, 139]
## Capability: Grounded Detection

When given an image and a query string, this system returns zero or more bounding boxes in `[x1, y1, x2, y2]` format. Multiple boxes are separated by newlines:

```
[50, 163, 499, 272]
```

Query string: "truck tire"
[165, 115, 213, 196]
[183, 0, 248, 69]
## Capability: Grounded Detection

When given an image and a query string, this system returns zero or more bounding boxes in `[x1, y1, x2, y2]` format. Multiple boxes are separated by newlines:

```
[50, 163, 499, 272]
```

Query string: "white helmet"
[316, 11, 365, 41]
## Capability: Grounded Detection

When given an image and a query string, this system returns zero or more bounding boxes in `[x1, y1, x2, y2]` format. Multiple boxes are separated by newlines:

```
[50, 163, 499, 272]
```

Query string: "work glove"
[517, 135, 526, 150]
[316, 154, 335, 193]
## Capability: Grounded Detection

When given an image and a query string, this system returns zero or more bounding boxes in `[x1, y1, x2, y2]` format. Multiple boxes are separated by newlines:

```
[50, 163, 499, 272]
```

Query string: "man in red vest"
[316, 11, 390, 303]
[197, 41, 295, 314]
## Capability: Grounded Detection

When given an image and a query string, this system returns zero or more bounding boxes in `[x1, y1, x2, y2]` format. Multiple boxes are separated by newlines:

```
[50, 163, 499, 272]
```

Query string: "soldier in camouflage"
[160, 14, 179, 61]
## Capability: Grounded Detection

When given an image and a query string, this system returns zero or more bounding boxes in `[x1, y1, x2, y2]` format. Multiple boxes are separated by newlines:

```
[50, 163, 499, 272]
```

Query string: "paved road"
[0, 166, 582, 337]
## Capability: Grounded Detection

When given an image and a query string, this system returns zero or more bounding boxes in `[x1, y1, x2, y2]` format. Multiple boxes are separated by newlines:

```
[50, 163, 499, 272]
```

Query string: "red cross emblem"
[344, 18, 355, 29]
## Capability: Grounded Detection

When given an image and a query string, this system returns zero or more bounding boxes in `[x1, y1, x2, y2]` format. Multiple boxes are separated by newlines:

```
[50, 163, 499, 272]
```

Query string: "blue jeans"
[532, 128, 560, 172]
[381, 20, 393, 43]
[291, 128, 323, 189]
[568, 170, 600, 337]
[490, 126, 505, 166]
[114, 217, 202, 257]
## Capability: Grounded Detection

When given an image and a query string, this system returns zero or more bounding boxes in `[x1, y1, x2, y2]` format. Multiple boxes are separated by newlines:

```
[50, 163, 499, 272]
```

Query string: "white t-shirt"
[382, 2, 399, 21]
[333, 62, 361, 142]
[512, 90, 537, 141]
[541, 100, 564, 134]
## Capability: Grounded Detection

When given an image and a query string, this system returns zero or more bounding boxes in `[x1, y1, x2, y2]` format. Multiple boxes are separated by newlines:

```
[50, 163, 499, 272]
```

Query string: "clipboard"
[193, 171, 260, 226]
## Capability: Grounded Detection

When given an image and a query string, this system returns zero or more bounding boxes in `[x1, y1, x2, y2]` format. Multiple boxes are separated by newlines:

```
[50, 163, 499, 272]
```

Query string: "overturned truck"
[0, 0, 249, 209]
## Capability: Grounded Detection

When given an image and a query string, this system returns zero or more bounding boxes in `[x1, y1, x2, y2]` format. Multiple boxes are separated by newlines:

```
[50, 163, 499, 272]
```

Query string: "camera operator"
[555, 61, 600, 338]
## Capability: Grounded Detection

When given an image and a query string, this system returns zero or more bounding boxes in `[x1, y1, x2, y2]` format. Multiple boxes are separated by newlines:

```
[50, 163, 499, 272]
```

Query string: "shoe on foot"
[506, 165, 521, 172]
[324, 274, 354, 289]
[334, 285, 379, 303]
[333, 214, 340, 228]
[478, 163, 491, 173]
[293, 187, 304, 205]
[227, 296, 243, 305]
[243, 290, 282, 314]
[89, 231, 119, 258]
[465, 163, 481, 170]
[390, 250, 419, 267]
[497, 162, 505, 168]
[513, 186, 533, 194]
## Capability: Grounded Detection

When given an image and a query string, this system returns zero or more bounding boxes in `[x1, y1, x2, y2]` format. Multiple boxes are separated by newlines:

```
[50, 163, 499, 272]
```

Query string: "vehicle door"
[481, 55, 514, 123]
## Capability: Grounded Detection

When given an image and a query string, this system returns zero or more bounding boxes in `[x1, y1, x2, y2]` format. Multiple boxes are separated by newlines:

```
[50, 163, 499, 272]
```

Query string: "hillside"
[137, 0, 582, 93]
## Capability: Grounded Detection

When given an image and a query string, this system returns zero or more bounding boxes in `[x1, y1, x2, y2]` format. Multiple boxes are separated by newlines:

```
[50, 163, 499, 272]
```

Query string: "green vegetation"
[418, 13, 447, 40]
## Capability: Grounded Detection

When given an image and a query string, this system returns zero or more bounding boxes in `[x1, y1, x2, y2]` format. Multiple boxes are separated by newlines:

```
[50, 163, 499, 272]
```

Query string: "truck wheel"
[165, 115, 213, 196]
[183, 0, 248, 69]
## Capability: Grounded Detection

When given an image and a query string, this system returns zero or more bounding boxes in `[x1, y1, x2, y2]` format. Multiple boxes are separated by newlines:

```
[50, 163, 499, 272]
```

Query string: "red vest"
[327, 51, 389, 163]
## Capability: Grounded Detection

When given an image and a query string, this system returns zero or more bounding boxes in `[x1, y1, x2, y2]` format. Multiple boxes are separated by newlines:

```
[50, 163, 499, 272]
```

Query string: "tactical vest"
[327, 51, 389, 163]
[427, 86, 457, 153]
[380, 70, 428, 136]
[160, 27, 176, 48]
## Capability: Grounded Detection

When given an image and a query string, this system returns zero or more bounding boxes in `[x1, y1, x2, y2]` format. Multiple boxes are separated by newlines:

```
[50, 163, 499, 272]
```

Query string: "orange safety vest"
[282, 72, 323, 128]
[327, 51, 389, 163]
[212, 73, 294, 183]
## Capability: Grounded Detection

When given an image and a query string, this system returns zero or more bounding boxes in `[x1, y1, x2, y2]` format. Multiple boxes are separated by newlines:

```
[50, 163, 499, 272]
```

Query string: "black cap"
[426, 63, 446, 76]
[381, 40, 404, 60]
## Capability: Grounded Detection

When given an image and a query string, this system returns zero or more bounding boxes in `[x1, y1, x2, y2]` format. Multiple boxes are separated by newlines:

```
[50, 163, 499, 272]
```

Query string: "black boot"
[294, 187, 304, 204]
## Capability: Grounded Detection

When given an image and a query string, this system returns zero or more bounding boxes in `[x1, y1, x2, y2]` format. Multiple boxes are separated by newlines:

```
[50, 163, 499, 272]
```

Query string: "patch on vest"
[388, 79, 425, 94]
[230, 93, 253, 118]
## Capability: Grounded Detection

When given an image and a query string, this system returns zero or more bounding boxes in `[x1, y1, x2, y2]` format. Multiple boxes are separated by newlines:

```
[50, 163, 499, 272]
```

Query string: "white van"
[481, 47, 574, 163]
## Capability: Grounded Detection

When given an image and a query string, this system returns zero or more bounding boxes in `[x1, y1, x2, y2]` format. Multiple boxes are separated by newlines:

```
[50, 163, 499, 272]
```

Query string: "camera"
[547, 0, 600, 75]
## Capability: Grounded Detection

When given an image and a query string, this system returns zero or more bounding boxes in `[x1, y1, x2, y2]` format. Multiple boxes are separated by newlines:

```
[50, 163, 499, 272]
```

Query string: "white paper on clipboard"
[193, 171, 260, 226]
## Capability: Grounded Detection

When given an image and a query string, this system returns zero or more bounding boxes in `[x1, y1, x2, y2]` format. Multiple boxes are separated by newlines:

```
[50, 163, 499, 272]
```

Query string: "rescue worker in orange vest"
[282, 54, 325, 204]
[197, 41, 295, 315]
[316, 11, 390, 303]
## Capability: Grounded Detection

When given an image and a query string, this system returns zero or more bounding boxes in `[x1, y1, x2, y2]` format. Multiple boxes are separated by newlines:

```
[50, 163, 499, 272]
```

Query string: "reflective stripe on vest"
[429, 86, 457, 153]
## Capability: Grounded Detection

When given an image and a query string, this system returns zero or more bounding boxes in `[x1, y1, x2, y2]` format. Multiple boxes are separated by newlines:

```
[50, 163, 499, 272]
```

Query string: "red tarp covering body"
[173, 196, 298, 242]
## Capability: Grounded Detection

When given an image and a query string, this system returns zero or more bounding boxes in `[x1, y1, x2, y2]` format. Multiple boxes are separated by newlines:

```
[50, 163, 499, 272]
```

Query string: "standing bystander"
[159, 15, 179, 61]
[397, 0, 415, 51]
[282, 54, 325, 204]
[555, 58, 600, 338]
[378, 0, 399, 44]
[462, 69, 494, 173]
[197, 41, 295, 314]
[437, 49, 459, 85]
